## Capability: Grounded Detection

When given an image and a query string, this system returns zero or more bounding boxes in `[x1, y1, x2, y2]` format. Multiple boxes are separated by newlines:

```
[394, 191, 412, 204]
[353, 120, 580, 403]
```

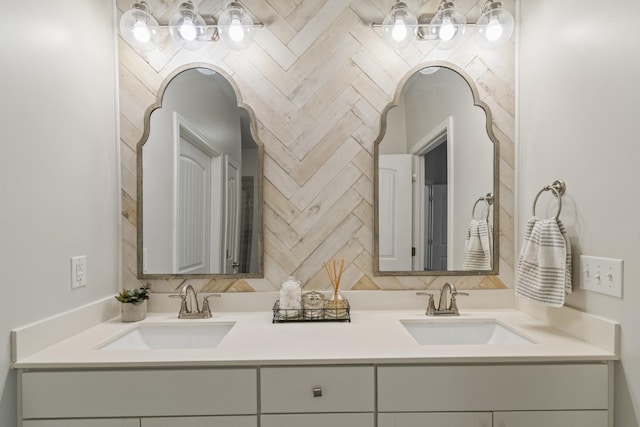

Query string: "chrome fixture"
[381, 1, 418, 49]
[474, 0, 514, 48]
[168, 1, 209, 50]
[120, 2, 160, 52]
[217, 1, 257, 50]
[428, 1, 467, 50]
[120, 1, 263, 52]
[532, 179, 566, 219]
[417, 282, 469, 316]
[372, 0, 514, 50]
[472, 193, 494, 221]
[170, 284, 220, 319]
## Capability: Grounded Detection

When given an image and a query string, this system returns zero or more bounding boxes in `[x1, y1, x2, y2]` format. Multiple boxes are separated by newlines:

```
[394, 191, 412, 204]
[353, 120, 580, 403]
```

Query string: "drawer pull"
[312, 387, 323, 397]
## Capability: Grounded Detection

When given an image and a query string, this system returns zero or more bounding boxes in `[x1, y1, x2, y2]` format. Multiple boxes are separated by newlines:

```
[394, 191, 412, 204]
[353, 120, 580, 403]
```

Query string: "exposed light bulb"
[392, 18, 408, 42]
[381, 1, 417, 49]
[133, 21, 151, 43]
[229, 18, 245, 42]
[218, 2, 256, 50]
[429, 1, 466, 50]
[120, 2, 159, 52]
[179, 17, 197, 41]
[485, 18, 503, 41]
[439, 18, 456, 41]
[474, 1, 514, 48]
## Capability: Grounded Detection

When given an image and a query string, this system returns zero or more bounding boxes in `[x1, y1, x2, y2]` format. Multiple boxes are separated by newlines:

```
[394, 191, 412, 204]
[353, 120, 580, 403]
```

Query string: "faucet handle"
[169, 294, 189, 316]
[416, 292, 436, 316]
[449, 292, 468, 315]
[201, 294, 221, 318]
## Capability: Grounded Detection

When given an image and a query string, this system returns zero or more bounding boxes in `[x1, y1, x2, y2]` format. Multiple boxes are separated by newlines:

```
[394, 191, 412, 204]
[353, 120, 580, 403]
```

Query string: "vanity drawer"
[260, 366, 374, 413]
[21, 368, 257, 419]
[378, 364, 609, 412]
[262, 413, 374, 427]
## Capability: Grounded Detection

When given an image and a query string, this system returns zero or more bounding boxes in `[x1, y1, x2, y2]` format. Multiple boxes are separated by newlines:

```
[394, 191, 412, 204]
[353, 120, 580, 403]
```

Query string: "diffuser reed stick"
[324, 259, 347, 318]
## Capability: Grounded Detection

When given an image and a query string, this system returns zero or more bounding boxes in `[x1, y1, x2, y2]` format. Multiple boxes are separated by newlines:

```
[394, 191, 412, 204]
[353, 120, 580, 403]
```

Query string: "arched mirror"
[137, 66, 263, 278]
[375, 64, 498, 275]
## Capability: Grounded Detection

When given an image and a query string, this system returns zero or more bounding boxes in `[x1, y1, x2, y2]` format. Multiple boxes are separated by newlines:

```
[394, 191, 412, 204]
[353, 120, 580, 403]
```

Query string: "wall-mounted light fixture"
[474, 0, 514, 48]
[120, 1, 263, 52]
[428, 1, 467, 50]
[373, 0, 513, 50]
[120, 2, 160, 52]
[381, 1, 418, 49]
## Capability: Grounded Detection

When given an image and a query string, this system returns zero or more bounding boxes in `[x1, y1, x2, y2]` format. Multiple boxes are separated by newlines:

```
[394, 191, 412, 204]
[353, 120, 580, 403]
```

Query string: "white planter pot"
[120, 300, 147, 322]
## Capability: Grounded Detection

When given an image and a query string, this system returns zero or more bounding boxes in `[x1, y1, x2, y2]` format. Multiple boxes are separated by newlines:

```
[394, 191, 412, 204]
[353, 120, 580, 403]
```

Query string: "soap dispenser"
[279, 276, 302, 318]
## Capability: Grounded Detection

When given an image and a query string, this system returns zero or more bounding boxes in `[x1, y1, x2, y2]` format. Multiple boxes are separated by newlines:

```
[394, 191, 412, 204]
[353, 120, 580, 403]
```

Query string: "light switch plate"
[579, 255, 623, 298]
[71, 256, 87, 289]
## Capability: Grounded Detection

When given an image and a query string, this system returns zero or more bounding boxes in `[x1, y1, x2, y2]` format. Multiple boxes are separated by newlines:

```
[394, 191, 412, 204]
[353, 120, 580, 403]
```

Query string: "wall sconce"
[381, 1, 418, 50]
[428, 1, 467, 50]
[120, 2, 160, 52]
[474, 0, 514, 48]
[168, 2, 209, 50]
[373, 0, 513, 50]
[120, 1, 263, 52]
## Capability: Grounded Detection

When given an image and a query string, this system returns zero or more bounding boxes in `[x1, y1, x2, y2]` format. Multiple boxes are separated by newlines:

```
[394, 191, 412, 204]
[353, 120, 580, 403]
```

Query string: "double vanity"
[12, 291, 618, 427]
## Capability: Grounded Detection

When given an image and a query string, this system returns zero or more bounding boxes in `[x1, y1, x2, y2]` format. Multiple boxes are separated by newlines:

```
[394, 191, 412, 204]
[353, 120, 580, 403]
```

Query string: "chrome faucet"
[170, 284, 220, 319]
[417, 282, 468, 316]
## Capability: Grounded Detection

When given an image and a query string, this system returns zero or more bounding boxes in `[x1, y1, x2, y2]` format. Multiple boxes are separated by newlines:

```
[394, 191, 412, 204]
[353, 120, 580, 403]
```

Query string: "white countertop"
[12, 308, 618, 369]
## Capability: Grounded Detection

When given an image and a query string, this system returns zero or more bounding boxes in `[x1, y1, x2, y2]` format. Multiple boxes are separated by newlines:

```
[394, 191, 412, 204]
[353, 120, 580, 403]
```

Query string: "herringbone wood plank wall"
[118, 0, 514, 293]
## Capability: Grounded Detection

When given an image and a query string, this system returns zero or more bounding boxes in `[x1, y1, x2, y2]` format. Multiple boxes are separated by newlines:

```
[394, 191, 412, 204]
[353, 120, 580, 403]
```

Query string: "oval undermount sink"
[401, 320, 534, 345]
[99, 323, 235, 350]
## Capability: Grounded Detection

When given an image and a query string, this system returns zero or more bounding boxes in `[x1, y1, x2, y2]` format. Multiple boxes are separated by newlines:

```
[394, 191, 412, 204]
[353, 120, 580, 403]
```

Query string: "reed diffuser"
[324, 259, 348, 319]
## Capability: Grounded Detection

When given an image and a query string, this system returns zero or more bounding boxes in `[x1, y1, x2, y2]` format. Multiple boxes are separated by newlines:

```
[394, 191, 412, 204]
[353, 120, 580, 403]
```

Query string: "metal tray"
[272, 299, 351, 323]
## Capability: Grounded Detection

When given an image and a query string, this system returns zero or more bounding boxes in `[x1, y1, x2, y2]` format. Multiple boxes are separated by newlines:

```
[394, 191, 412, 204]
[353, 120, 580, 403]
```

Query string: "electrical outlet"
[71, 256, 87, 289]
[579, 255, 623, 298]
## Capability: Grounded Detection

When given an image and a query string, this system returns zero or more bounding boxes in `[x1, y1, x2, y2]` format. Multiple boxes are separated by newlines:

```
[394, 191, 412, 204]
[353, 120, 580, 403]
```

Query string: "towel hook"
[532, 180, 566, 219]
[472, 193, 494, 221]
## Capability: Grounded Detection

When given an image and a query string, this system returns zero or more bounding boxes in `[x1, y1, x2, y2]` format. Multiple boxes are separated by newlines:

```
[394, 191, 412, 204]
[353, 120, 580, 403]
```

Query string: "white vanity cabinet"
[259, 366, 375, 427]
[17, 363, 613, 427]
[378, 364, 611, 427]
[493, 411, 609, 427]
[24, 417, 258, 427]
[19, 368, 257, 425]
[379, 412, 492, 427]
[23, 421, 140, 427]
[141, 416, 257, 427]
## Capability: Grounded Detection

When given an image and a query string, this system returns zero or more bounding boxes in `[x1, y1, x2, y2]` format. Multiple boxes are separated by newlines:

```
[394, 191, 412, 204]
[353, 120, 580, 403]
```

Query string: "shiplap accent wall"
[118, 0, 514, 293]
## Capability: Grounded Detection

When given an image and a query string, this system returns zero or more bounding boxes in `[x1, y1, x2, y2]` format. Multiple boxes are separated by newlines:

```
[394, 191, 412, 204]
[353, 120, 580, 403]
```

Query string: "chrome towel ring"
[532, 180, 566, 219]
[472, 193, 494, 220]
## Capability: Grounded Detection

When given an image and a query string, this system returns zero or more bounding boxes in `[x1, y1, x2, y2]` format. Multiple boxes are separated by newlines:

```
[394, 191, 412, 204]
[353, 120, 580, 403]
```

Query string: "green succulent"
[115, 284, 151, 304]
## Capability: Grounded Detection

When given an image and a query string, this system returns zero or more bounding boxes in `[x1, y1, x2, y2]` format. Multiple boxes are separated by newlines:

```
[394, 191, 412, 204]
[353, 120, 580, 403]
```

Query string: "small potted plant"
[115, 284, 151, 322]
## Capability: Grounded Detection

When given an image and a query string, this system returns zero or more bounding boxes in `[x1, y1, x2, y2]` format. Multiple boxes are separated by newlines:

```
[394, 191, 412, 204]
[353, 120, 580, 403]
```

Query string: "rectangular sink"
[401, 320, 534, 345]
[99, 323, 234, 350]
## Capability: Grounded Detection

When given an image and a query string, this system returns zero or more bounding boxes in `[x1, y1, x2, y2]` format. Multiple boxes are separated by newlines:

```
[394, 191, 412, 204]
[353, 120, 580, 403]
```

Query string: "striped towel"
[463, 219, 492, 270]
[516, 217, 572, 307]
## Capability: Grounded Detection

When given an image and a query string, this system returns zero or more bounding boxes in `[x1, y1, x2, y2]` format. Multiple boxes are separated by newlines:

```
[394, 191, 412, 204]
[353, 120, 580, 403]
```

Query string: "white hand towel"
[516, 217, 572, 307]
[463, 219, 492, 270]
